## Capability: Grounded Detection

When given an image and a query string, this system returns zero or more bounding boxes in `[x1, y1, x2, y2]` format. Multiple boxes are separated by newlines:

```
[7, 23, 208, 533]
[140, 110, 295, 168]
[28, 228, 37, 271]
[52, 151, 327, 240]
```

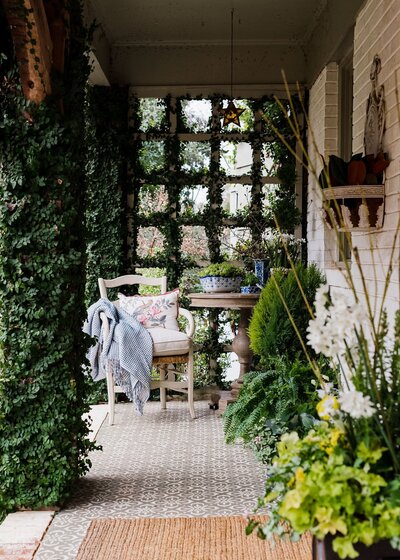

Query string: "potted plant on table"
[240, 273, 261, 294]
[262, 230, 304, 274]
[234, 230, 304, 286]
[199, 262, 244, 293]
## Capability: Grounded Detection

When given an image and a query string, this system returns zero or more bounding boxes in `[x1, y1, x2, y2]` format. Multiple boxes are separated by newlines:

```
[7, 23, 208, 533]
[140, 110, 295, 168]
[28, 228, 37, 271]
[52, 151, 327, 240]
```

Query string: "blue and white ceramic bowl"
[200, 276, 242, 293]
[240, 285, 261, 294]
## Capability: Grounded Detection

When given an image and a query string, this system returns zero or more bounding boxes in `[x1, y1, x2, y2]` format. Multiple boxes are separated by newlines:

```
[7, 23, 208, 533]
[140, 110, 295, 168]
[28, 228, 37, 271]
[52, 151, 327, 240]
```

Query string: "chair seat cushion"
[149, 327, 190, 356]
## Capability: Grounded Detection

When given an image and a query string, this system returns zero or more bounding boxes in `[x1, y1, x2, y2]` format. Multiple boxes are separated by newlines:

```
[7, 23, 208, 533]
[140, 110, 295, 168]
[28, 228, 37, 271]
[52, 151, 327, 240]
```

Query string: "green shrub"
[248, 264, 324, 365]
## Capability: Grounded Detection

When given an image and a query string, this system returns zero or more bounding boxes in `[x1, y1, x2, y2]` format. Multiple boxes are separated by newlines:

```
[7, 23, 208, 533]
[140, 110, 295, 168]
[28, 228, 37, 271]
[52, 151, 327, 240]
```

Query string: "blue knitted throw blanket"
[83, 298, 153, 415]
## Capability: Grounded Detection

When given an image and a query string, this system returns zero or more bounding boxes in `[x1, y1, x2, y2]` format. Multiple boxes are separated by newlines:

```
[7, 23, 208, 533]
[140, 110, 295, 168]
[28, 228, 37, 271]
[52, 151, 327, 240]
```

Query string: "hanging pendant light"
[221, 8, 244, 127]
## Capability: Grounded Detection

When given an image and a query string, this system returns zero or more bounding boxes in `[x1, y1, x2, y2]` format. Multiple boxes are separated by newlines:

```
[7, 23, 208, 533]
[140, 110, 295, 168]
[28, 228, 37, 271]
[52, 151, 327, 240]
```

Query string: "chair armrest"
[100, 311, 110, 338]
[178, 307, 195, 338]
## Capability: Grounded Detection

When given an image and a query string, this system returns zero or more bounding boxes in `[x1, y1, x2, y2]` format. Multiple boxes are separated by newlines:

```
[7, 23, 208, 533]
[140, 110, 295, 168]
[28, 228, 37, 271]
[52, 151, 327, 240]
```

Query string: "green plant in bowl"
[199, 263, 244, 293]
[241, 272, 260, 287]
[200, 262, 244, 278]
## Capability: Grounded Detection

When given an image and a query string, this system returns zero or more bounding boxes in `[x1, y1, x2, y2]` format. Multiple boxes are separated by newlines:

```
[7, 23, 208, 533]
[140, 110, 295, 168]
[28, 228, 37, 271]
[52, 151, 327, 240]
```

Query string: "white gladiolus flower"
[307, 285, 368, 360]
[338, 390, 375, 419]
[317, 382, 333, 399]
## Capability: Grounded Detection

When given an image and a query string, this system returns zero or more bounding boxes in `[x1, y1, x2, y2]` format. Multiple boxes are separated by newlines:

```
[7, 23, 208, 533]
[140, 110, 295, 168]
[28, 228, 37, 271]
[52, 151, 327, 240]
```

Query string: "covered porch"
[1, 0, 400, 558]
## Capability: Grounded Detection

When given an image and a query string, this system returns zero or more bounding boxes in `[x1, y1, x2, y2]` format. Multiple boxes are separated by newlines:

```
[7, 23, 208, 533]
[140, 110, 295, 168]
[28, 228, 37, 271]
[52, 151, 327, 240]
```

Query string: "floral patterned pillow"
[118, 290, 179, 331]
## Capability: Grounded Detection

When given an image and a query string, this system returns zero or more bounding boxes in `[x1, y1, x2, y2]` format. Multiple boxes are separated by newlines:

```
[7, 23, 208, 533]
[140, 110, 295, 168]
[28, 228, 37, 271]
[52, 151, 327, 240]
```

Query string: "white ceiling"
[86, 0, 366, 95]
[91, 0, 326, 47]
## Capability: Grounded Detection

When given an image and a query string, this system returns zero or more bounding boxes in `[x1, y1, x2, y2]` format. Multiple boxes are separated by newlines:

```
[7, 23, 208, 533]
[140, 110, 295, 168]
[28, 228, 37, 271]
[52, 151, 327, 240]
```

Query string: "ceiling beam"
[112, 43, 306, 94]
[3, 0, 53, 103]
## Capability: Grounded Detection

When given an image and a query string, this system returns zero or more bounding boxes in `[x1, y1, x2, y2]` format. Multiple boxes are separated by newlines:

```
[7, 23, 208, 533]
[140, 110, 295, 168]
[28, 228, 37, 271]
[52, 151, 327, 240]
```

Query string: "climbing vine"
[0, 1, 95, 513]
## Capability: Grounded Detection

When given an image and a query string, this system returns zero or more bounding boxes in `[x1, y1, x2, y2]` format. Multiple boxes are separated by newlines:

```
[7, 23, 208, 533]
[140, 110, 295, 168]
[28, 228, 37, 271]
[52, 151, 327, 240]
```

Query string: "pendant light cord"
[230, 8, 234, 99]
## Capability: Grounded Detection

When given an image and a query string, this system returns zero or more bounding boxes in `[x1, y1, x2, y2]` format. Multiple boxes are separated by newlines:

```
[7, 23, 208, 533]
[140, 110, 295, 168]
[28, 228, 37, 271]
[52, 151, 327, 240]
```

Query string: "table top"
[188, 292, 260, 309]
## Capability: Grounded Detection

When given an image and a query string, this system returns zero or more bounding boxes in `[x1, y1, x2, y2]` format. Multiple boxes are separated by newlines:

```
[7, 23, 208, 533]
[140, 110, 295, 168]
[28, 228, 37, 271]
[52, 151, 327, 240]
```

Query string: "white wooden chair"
[98, 274, 195, 424]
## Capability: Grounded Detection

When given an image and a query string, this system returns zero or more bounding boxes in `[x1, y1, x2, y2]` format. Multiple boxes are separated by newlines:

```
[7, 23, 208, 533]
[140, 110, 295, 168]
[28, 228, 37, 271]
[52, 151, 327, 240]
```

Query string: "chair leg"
[159, 366, 167, 410]
[106, 365, 115, 426]
[187, 347, 195, 419]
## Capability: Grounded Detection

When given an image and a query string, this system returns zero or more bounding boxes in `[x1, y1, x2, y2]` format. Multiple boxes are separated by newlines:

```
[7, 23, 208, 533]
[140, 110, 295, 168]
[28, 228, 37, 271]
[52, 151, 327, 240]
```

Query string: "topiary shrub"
[248, 264, 325, 365]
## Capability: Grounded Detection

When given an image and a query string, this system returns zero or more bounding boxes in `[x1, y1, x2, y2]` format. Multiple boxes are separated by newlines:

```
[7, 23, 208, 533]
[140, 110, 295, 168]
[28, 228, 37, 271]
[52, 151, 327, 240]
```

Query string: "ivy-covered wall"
[0, 1, 94, 512]
[85, 86, 129, 307]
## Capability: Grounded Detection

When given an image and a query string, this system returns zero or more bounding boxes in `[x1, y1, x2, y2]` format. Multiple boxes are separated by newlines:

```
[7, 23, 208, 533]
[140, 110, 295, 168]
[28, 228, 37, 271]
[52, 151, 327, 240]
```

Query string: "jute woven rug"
[76, 516, 312, 560]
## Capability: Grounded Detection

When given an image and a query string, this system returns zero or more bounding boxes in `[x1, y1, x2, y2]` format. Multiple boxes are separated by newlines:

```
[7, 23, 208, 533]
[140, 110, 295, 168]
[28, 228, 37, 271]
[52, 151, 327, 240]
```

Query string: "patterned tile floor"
[35, 401, 266, 560]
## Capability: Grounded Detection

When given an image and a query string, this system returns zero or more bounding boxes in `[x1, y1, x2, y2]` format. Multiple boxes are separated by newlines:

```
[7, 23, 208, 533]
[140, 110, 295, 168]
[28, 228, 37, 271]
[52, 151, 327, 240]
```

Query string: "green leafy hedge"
[84, 86, 129, 404]
[0, 1, 95, 512]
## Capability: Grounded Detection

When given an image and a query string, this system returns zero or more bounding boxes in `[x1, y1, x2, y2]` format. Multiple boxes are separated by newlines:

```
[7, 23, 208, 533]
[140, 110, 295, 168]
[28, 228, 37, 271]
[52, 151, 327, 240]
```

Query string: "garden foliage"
[85, 86, 129, 307]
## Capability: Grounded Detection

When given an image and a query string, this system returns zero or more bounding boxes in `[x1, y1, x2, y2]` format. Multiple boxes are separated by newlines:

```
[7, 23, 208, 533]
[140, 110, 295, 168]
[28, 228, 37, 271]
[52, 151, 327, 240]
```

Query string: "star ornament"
[221, 100, 245, 127]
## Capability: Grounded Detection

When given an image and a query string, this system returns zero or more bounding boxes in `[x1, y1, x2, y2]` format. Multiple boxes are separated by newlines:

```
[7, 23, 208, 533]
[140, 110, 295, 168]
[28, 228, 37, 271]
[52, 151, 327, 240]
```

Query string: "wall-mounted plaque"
[364, 55, 385, 157]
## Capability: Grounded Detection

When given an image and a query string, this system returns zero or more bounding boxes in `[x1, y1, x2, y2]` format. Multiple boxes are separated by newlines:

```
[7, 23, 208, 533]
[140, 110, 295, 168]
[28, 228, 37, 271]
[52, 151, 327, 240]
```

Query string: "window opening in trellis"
[180, 99, 212, 132]
[137, 184, 168, 216]
[181, 142, 210, 173]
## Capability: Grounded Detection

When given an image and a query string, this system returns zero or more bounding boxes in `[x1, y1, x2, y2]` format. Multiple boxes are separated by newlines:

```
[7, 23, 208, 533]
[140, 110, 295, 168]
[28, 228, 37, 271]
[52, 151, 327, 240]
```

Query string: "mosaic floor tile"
[35, 401, 265, 560]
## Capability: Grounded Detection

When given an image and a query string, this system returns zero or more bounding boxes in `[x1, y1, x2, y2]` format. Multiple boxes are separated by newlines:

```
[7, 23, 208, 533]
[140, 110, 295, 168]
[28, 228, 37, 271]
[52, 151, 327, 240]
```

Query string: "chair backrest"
[98, 275, 168, 300]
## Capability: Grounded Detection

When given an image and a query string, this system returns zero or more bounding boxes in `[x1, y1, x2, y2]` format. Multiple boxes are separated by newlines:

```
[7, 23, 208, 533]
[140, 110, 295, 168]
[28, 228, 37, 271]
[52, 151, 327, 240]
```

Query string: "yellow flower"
[316, 395, 339, 420]
[330, 428, 343, 448]
[295, 467, 305, 483]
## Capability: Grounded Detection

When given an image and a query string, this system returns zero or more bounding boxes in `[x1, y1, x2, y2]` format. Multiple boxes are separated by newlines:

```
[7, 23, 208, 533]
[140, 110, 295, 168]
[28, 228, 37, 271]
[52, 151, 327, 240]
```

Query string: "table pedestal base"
[230, 307, 253, 398]
[188, 292, 259, 409]
[216, 390, 236, 416]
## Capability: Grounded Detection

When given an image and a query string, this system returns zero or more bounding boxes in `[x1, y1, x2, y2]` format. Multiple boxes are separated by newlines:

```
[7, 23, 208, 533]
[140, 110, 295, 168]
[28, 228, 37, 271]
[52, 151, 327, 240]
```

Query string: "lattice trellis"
[127, 94, 295, 283]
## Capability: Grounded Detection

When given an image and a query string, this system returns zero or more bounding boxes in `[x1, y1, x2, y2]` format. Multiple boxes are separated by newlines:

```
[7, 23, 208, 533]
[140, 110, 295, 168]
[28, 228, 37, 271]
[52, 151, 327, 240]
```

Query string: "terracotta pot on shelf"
[312, 535, 399, 560]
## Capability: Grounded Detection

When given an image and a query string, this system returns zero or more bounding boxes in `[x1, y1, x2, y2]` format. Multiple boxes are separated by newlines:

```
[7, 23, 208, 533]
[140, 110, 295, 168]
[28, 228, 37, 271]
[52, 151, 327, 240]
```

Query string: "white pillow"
[118, 290, 179, 331]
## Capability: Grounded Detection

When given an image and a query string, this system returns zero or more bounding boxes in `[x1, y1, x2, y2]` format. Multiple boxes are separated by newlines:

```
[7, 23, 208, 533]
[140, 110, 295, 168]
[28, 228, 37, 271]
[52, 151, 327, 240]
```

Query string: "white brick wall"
[307, 0, 400, 319]
[351, 0, 400, 316]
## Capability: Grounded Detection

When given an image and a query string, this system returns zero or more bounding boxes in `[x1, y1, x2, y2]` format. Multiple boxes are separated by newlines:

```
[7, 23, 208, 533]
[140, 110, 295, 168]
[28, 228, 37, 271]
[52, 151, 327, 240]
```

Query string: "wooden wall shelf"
[323, 185, 385, 232]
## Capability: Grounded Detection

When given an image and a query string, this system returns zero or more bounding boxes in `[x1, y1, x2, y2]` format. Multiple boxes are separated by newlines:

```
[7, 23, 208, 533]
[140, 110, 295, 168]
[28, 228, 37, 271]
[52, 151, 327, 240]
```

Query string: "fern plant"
[223, 359, 323, 452]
